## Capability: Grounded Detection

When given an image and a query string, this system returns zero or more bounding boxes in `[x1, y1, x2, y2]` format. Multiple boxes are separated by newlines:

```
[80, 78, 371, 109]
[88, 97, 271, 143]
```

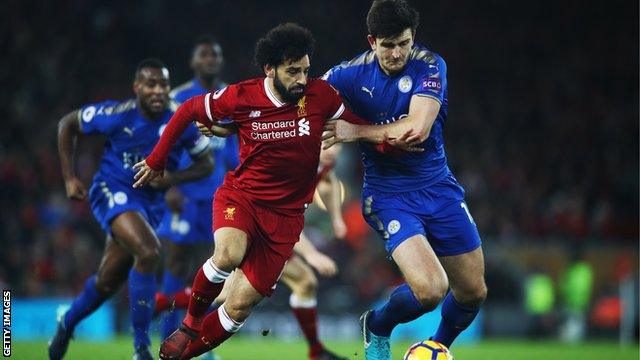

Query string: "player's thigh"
[280, 255, 316, 293]
[163, 240, 194, 277]
[223, 268, 264, 321]
[110, 211, 161, 260]
[439, 246, 487, 306]
[392, 234, 449, 308]
[211, 227, 249, 269]
[95, 235, 134, 293]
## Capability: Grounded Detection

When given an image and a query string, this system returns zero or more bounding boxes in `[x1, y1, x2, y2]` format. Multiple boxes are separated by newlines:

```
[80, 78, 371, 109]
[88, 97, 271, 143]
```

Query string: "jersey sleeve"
[78, 100, 122, 135]
[146, 85, 238, 171]
[316, 79, 346, 120]
[412, 55, 447, 104]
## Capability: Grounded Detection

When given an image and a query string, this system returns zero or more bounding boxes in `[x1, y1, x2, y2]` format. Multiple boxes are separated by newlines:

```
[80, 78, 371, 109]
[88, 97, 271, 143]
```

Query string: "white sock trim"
[219, 305, 244, 333]
[202, 259, 230, 283]
[289, 294, 317, 309]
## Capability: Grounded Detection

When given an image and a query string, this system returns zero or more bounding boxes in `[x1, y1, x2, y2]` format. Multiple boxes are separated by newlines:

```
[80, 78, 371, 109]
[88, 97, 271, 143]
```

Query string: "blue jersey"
[170, 79, 240, 200]
[323, 44, 449, 192]
[79, 99, 210, 198]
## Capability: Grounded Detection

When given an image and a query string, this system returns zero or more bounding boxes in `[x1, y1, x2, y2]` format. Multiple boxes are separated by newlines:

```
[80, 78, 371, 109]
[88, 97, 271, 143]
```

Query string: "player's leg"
[109, 211, 163, 353]
[159, 227, 247, 359]
[281, 255, 324, 357]
[181, 268, 261, 358]
[368, 234, 449, 336]
[422, 175, 486, 347]
[433, 247, 487, 347]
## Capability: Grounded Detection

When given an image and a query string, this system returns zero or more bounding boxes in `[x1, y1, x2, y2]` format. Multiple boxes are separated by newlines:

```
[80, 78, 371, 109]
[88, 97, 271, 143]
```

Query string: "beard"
[274, 72, 305, 104]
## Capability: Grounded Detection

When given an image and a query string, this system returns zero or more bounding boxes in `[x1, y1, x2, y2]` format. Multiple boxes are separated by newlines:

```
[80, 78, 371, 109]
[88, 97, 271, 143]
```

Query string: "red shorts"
[212, 185, 304, 297]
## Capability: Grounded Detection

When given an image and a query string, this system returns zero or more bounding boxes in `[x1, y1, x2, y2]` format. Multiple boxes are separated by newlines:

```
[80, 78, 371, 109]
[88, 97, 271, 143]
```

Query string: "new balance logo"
[298, 118, 310, 136]
[249, 110, 261, 118]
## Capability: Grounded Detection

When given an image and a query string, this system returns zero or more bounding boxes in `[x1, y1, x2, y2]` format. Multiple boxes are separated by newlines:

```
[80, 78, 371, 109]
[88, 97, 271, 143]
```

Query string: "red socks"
[181, 306, 243, 359]
[290, 295, 323, 357]
[183, 261, 229, 331]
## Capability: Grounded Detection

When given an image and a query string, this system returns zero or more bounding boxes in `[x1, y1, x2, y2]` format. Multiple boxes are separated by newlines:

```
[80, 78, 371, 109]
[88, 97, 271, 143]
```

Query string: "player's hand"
[384, 130, 424, 152]
[332, 218, 347, 239]
[149, 171, 174, 189]
[305, 251, 338, 277]
[322, 120, 358, 149]
[196, 122, 214, 137]
[132, 159, 163, 188]
[164, 186, 184, 212]
[64, 177, 87, 201]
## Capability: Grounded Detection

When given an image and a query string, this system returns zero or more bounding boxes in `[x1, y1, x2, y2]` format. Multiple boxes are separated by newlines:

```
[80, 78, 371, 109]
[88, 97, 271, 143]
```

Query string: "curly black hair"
[254, 23, 315, 69]
[366, 0, 420, 38]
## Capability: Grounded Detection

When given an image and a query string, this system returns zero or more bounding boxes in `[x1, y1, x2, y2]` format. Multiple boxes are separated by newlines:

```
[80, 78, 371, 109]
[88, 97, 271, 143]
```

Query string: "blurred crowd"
[0, 0, 637, 320]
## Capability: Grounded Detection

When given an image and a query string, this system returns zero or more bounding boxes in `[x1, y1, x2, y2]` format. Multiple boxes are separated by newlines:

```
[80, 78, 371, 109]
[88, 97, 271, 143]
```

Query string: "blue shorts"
[156, 197, 214, 244]
[362, 172, 481, 258]
[89, 178, 163, 235]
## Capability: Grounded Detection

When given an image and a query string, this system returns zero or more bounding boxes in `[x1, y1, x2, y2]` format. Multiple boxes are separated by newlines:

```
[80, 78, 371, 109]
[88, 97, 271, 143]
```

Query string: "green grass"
[13, 337, 639, 359]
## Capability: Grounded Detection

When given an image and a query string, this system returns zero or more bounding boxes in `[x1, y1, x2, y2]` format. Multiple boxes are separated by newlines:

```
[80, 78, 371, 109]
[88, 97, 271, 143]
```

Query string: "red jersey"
[147, 77, 350, 213]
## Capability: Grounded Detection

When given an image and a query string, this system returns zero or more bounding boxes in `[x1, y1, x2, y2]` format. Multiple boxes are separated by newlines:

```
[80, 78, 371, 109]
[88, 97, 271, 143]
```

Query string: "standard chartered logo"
[298, 118, 310, 136]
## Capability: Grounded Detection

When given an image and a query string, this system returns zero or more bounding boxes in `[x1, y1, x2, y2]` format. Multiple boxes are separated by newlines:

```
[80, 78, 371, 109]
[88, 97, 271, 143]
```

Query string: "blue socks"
[128, 269, 156, 349]
[433, 292, 479, 347]
[160, 271, 185, 339]
[368, 283, 426, 337]
[63, 275, 108, 332]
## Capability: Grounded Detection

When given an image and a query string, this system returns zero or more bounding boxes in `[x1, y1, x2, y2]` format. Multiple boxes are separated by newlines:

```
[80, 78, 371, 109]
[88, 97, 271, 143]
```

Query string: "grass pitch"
[13, 337, 639, 359]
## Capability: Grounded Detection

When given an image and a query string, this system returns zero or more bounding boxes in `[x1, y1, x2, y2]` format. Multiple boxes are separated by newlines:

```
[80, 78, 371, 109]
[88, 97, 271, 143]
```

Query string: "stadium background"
[1, 0, 638, 358]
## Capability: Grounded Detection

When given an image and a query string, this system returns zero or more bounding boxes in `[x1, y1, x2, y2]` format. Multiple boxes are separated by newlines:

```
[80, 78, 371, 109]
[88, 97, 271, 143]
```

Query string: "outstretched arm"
[57, 110, 87, 200]
[323, 95, 440, 147]
[133, 95, 213, 188]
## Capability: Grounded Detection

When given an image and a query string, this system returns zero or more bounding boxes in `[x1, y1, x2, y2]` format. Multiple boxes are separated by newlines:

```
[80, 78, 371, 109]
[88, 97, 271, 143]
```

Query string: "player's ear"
[264, 65, 275, 78]
[367, 35, 377, 50]
[132, 80, 140, 96]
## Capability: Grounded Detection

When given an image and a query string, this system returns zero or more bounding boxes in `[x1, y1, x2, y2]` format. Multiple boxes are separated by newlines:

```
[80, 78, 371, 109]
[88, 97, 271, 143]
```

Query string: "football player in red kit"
[132, 23, 396, 359]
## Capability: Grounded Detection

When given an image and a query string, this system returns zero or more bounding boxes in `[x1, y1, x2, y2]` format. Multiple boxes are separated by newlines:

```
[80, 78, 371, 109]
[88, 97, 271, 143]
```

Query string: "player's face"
[134, 67, 170, 116]
[272, 55, 310, 103]
[368, 28, 414, 75]
[319, 142, 341, 166]
[191, 43, 224, 80]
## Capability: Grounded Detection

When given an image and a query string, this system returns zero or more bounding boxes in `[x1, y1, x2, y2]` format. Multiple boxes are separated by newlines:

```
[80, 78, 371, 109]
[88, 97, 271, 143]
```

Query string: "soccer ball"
[403, 340, 454, 360]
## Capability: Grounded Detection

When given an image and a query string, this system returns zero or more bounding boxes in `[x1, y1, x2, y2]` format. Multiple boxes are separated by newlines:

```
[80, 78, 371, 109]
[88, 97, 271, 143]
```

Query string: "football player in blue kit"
[322, 1, 487, 359]
[49, 59, 213, 360]
[154, 36, 240, 344]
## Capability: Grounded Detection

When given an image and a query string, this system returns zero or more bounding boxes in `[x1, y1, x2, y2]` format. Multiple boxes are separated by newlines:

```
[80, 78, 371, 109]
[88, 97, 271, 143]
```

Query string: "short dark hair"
[135, 58, 167, 78]
[366, 0, 420, 38]
[192, 35, 221, 53]
[254, 23, 315, 69]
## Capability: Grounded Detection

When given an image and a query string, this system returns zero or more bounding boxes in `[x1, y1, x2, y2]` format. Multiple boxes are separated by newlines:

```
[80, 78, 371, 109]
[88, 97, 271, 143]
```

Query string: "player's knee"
[212, 247, 242, 272]
[413, 279, 449, 310]
[297, 272, 318, 297]
[94, 275, 120, 295]
[457, 281, 488, 308]
[224, 298, 254, 323]
[135, 246, 161, 271]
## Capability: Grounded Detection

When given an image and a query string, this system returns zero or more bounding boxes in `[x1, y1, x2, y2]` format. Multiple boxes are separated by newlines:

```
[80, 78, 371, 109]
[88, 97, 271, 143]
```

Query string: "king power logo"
[298, 118, 310, 136]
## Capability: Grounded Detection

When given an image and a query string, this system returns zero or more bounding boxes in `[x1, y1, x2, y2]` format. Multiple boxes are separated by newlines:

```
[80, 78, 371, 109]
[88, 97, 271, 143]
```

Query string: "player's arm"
[149, 150, 214, 189]
[316, 170, 347, 239]
[134, 89, 235, 188]
[57, 110, 87, 200]
[196, 122, 237, 138]
[324, 95, 439, 146]
[293, 233, 338, 277]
